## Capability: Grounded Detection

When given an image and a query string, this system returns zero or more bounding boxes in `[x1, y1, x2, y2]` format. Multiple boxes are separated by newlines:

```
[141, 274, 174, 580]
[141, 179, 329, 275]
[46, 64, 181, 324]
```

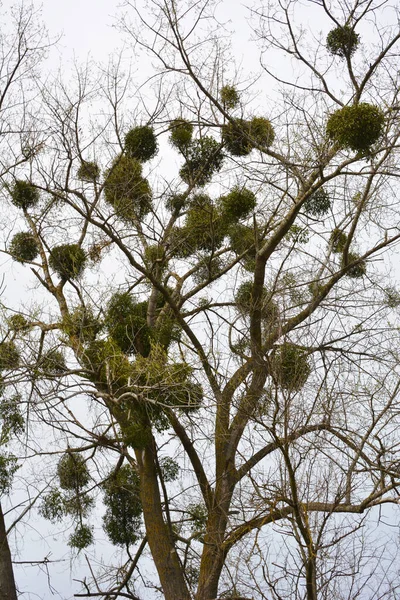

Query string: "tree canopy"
[2, 1, 400, 599]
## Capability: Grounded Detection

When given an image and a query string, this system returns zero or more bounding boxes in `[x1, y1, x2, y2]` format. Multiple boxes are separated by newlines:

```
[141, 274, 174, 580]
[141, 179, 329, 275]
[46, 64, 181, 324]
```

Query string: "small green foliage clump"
[330, 228, 348, 253]
[188, 502, 207, 534]
[105, 292, 151, 356]
[39, 350, 66, 374]
[249, 117, 275, 147]
[326, 25, 360, 58]
[169, 119, 193, 149]
[9, 232, 39, 263]
[0, 342, 20, 371]
[179, 137, 224, 187]
[159, 457, 179, 482]
[222, 119, 253, 156]
[82, 338, 133, 388]
[344, 252, 367, 278]
[270, 343, 311, 391]
[286, 225, 310, 244]
[326, 103, 385, 152]
[7, 314, 31, 332]
[77, 161, 100, 181]
[229, 224, 257, 271]
[69, 524, 93, 550]
[220, 187, 257, 222]
[104, 155, 152, 221]
[165, 193, 187, 215]
[182, 195, 226, 253]
[220, 85, 240, 110]
[39, 489, 65, 523]
[10, 180, 39, 210]
[125, 125, 158, 162]
[102, 464, 142, 546]
[0, 453, 19, 494]
[222, 117, 274, 156]
[0, 395, 24, 443]
[303, 188, 331, 217]
[57, 453, 90, 491]
[62, 306, 102, 343]
[49, 244, 86, 280]
[235, 281, 278, 322]
[144, 244, 166, 272]
[383, 287, 400, 308]
[39, 489, 94, 523]
[193, 256, 224, 284]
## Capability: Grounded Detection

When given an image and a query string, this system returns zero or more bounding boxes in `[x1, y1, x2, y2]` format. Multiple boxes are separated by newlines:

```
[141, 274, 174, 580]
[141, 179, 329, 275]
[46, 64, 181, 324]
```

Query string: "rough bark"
[0, 501, 18, 600]
[135, 444, 190, 600]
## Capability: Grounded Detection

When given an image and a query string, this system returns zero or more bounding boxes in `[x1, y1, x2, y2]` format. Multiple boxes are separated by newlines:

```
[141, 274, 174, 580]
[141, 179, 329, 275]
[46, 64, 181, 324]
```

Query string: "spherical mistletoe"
[9, 232, 39, 263]
[49, 244, 87, 280]
[249, 117, 275, 147]
[326, 103, 385, 152]
[235, 281, 278, 322]
[62, 306, 102, 343]
[105, 292, 151, 356]
[220, 85, 240, 110]
[220, 186, 257, 222]
[0, 341, 20, 371]
[104, 155, 152, 221]
[183, 195, 226, 252]
[270, 343, 311, 391]
[39, 350, 66, 374]
[222, 119, 253, 156]
[344, 252, 367, 278]
[179, 137, 224, 187]
[229, 224, 257, 272]
[125, 125, 158, 162]
[77, 161, 100, 182]
[330, 228, 348, 253]
[303, 188, 331, 217]
[169, 119, 193, 149]
[102, 464, 142, 546]
[10, 180, 39, 210]
[82, 339, 133, 387]
[57, 453, 90, 491]
[326, 25, 360, 58]
[69, 524, 93, 550]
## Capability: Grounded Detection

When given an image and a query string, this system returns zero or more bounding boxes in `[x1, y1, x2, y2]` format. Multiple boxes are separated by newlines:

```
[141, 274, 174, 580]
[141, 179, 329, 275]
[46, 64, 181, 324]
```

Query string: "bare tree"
[2, 1, 400, 599]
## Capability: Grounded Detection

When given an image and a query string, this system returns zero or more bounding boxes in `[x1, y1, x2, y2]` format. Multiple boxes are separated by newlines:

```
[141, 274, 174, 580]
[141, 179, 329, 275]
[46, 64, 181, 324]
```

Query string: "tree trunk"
[135, 444, 190, 600]
[0, 501, 18, 600]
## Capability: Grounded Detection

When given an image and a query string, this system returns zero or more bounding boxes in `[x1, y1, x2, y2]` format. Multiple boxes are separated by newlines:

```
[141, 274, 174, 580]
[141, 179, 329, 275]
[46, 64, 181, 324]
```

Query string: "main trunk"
[136, 444, 190, 600]
[0, 502, 18, 600]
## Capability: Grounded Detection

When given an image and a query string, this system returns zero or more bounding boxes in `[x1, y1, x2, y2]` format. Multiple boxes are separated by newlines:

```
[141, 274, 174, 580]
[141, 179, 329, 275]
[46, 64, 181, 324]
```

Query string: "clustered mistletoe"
[1, 1, 400, 599]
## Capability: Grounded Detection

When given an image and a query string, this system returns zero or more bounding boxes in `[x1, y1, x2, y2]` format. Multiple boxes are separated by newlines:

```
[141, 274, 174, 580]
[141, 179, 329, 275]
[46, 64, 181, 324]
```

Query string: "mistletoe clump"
[10, 180, 39, 210]
[165, 193, 187, 215]
[326, 25, 360, 58]
[169, 119, 194, 149]
[62, 306, 102, 343]
[9, 232, 39, 263]
[0, 342, 20, 371]
[125, 125, 158, 162]
[229, 224, 257, 271]
[270, 343, 311, 391]
[235, 281, 278, 323]
[104, 155, 152, 221]
[102, 464, 142, 546]
[303, 188, 331, 217]
[49, 244, 87, 280]
[220, 187, 257, 222]
[181, 195, 226, 253]
[326, 103, 385, 152]
[105, 292, 151, 356]
[77, 161, 100, 182]
[7, 314, 31, 332]
[220, 85, 240, 110]
[57, 453, 90, 491]
[144, 244, 167, 272]
[179, 137, 224, 186]
[39, 350, 66, 374]
[344, 252, 367, 278]
[223, 117, 275, 156]
[82, 338, 132, 388]
[69, 524, 93, 550]
[330, 228, 348, 253]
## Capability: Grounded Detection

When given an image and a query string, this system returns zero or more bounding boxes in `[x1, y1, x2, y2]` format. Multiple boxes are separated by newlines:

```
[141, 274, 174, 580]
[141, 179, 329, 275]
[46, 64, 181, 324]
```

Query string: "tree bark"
[0, 501, 18, 600]
[135, 444, 191, 600]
